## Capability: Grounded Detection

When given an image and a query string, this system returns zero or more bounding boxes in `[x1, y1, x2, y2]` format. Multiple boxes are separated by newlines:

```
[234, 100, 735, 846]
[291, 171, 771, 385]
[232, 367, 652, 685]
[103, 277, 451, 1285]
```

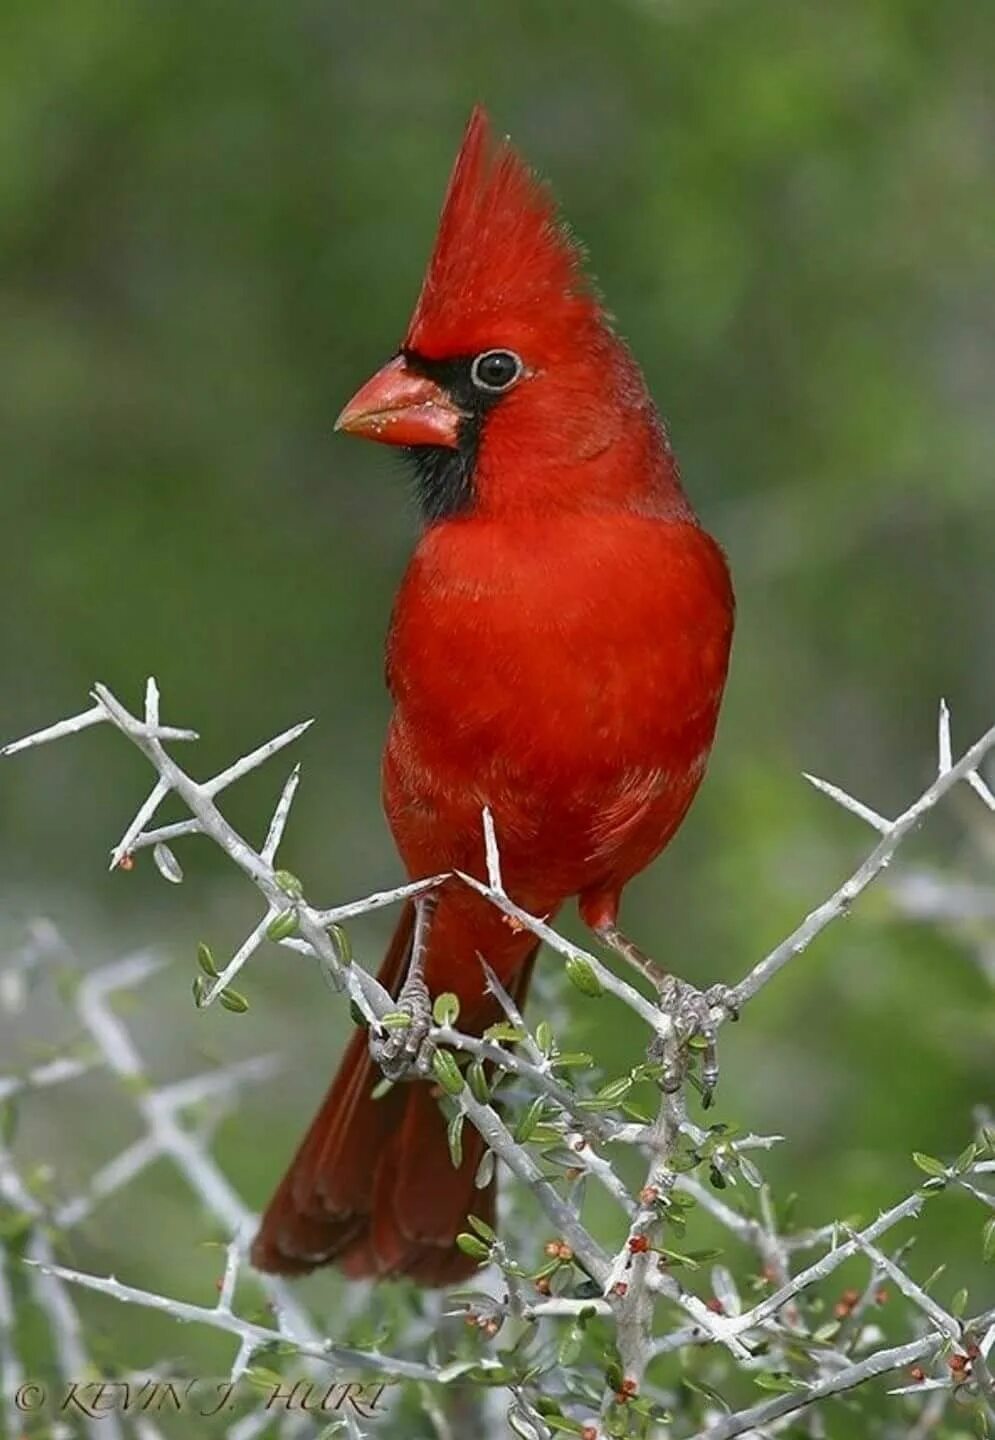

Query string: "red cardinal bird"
[252, 108, 734, 1285]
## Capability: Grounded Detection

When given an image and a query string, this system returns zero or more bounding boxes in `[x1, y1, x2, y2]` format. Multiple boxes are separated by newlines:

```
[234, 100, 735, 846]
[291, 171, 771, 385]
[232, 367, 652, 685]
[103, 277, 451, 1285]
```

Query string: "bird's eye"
[470, 349, 523, 394]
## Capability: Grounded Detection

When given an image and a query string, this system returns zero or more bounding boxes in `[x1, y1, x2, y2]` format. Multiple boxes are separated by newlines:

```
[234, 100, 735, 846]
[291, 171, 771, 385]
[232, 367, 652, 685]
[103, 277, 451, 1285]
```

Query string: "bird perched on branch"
[252, 107, 734, 1285]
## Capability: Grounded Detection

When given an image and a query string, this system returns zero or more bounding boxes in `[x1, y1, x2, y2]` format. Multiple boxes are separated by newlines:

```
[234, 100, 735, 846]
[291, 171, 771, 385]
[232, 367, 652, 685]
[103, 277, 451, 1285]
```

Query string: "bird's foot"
[649, 979, 736, 1108]
[369, 975, 435, 1083]
[591, 919, 737, 1106]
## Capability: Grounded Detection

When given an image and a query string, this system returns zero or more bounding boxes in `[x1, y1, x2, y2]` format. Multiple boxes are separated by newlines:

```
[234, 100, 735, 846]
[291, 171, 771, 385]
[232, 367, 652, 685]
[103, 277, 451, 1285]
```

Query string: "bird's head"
[336, 107, 689, 523]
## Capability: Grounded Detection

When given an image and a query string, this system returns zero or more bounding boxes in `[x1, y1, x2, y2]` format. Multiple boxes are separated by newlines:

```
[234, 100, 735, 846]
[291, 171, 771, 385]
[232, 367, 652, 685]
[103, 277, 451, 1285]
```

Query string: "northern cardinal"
[252, 108, 734, 1285]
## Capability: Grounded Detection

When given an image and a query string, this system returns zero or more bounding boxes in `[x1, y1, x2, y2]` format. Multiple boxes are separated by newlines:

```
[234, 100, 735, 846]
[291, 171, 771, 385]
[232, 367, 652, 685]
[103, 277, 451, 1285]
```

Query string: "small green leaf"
[983, 1216, 995, 1263]
[577, 1096, 623, 1113]
[433, 992, 460, 1027]
[659, 1246, 698, 1270]
[243, 1366, 286, 1393]
[604, 1360, 623, 1393]
[370, 1076, 394, 1100]
[456, 1232, 491, 1261]
[196, 943, 218, 978]
[273, 869, 304, 899]
[813, 1320, 841, 1343]
[708, 1163, 727, 1189]
[922, 1264, 946, 1294]
[951, 1287, 968, 1316]
[531, 1125, 563, 1146]
[552, 1052, 594, 1070]
[192, 975, 208, 1007]
[535, 1021, 553, 1056]
[514, 1097, 546, 1144]
[219, 987, 249, 1014]
[621, 1099, 654, 1123]
[327, 923, 352, 963]
[753, 1371, 801, 1394]
[484, 1022, 526, 1043]
[596, 1076, 634, 1104]
[380, 1010, 412, 1031]
[266, 908, 299, 942]
[468, 1213, 496, 1241]
[447, 1113, 465, 1169]
[633, 1060, 666, 1084]
[565, 954, 604, 998]
[912, 1152, 948, 1179]
[670, 1146, 704, 1174]
[468, 1060, 491, 1103]
[955, 1141, 979, 1173]
[543, 1417, 584, 1436]
[432, 1048, 464, 1096]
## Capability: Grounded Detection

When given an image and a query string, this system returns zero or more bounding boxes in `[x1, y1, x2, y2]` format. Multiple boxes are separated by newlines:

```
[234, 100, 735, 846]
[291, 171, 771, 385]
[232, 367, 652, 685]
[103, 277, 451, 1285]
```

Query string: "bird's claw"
[370, 980, 435, 1083]
[650, 979, 732, 1107]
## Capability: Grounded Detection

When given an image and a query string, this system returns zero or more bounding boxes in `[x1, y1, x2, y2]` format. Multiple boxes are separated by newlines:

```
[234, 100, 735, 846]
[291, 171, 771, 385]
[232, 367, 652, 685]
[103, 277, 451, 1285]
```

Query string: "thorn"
[938, 698, 952, 776]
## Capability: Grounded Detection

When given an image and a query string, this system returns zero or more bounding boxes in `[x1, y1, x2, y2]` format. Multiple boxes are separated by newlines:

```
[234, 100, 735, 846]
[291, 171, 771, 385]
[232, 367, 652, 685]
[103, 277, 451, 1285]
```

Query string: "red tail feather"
[251, 904, 536, 1285]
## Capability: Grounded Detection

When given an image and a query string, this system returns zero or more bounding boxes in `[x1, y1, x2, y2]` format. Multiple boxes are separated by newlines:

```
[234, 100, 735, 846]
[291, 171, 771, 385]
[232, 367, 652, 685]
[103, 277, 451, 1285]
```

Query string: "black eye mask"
[399, 349, 520, 523]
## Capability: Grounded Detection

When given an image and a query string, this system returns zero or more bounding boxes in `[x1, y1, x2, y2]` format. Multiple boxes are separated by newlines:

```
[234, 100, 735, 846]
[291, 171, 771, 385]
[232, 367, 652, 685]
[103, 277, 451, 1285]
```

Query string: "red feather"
[406, 106, 599, 361]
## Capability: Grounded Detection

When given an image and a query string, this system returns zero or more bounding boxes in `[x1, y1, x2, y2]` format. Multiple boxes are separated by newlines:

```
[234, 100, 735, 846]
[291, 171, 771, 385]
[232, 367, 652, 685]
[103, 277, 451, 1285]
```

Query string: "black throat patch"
[399, 350, 504, 523]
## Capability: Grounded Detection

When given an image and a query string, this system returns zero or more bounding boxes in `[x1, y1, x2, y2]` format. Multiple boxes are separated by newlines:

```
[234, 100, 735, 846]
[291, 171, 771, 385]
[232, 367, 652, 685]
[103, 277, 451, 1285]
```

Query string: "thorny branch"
[2, 681, 994, 1437]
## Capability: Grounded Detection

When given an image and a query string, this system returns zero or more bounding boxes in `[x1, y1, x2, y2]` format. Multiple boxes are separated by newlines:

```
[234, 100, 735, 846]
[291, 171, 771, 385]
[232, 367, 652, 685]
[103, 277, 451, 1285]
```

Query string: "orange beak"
[334, 354, 462, 449]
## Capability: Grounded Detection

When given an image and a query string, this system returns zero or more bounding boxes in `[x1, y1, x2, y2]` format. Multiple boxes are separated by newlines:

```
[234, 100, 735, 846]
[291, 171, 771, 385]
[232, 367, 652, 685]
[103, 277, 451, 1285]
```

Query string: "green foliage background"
[0, 1, 992, 1434]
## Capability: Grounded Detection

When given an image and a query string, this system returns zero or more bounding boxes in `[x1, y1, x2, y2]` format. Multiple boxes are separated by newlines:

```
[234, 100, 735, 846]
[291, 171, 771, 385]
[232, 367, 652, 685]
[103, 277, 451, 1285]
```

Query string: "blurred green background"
[1, 0, 992, 1432]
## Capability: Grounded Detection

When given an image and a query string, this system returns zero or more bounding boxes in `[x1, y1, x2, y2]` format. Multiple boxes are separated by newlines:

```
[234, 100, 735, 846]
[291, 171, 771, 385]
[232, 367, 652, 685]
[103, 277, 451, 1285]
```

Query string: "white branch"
[4, 684, 995, 1437]
[732, 714, 995, 1007]
[803, 772, 891, 832]
[28, 1261, 438, 1383]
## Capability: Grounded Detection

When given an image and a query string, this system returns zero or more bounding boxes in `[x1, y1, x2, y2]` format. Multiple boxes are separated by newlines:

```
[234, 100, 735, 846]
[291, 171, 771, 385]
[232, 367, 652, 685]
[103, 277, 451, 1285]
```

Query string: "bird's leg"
[594, 921, 736, 1106]
[369, 893, 438, 1082]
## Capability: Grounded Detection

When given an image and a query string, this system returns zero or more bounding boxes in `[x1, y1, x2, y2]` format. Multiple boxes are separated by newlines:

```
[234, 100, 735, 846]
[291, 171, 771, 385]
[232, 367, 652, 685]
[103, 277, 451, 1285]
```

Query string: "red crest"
[404, 107, 601, 358]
